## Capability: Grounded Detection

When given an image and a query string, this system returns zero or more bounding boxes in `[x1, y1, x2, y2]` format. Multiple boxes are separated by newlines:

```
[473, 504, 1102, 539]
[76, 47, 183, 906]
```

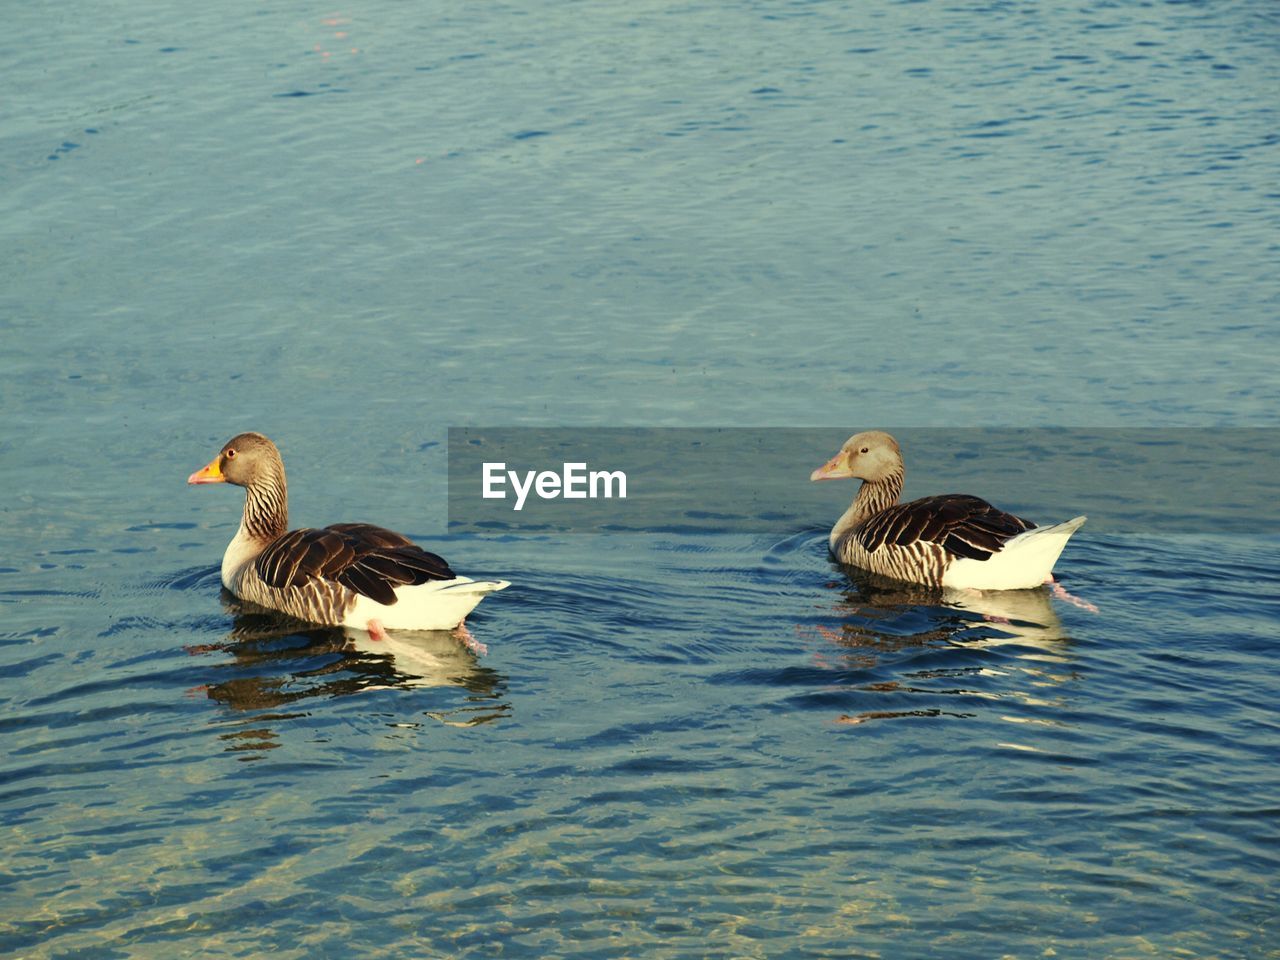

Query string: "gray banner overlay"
[446, 428, 1279, 535]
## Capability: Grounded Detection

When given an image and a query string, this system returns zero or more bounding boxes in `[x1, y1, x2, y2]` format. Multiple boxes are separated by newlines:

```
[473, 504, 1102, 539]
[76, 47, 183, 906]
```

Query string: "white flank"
[941, 516, 1087, 591]
[345, 577, 511, 631]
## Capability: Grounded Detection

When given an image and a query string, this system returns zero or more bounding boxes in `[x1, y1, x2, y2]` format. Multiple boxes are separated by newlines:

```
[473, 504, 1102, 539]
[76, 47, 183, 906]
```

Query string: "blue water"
[3, 0, 1279, 956]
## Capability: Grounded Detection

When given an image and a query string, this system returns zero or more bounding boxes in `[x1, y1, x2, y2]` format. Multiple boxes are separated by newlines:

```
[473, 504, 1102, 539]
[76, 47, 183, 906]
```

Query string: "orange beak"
[810, 454, 851, 482]
[187, 457, 225, 485]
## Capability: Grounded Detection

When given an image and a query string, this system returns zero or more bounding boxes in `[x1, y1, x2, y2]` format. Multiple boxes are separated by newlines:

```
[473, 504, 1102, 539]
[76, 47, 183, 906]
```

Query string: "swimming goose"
[188, 432, 508, 636]
[810, 431, 1085, 590]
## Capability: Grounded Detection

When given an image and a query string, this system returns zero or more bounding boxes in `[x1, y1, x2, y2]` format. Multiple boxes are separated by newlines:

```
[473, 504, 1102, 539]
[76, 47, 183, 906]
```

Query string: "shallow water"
[3, 529, 1278, 957]
[3, 0, 1279, 957]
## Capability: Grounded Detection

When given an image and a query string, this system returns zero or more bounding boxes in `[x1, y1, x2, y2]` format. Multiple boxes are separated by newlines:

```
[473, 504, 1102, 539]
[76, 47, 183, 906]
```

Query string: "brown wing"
[255, 523, 456, 605]
[857, 495, 1035, 562]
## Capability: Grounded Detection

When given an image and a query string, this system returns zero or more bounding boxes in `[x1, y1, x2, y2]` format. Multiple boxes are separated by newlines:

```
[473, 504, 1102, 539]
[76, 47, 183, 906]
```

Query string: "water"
[3, 0, 1278, 956]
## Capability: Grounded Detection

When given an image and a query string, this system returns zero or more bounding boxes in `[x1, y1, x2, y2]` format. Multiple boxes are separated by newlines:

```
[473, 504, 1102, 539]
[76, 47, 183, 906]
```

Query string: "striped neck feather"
[242, 472, 288, 543]
[832, 469, 904, 544]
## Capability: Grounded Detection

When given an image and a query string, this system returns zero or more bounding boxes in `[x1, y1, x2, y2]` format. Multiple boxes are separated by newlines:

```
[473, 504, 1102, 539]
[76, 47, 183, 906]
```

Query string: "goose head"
[187, 432, 285, 488]
[810, 430, 903, 483]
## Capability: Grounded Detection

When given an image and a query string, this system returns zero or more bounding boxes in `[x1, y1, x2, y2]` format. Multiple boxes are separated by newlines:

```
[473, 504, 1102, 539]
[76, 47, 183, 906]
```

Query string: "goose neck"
[242, 473, 288, 543]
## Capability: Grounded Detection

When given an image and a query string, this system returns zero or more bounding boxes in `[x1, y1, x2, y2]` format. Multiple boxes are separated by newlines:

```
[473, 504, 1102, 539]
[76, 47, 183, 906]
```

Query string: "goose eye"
[860, 447, 869, 454]
[225, 449, 236, 460]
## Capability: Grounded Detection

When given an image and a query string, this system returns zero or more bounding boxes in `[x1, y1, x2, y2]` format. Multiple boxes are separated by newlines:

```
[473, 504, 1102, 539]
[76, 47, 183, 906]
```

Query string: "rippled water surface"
[3, 0, 1278, 956]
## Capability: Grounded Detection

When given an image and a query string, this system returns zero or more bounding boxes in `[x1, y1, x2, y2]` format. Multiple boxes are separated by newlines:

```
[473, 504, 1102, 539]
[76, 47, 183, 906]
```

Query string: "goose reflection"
[811, 565, 1078, 725]
[825, 564, 1071, 651]
[196, 592, 509, 732]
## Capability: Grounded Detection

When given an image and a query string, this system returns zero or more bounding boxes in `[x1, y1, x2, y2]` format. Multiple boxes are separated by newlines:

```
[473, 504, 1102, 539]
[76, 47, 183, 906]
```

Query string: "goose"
[810, 431, 1085, 590]
[188, 432, 508, 639]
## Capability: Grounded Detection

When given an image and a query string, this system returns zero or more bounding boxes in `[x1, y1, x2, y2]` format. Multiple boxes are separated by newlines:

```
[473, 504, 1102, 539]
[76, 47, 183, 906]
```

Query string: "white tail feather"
[942, 516, 1086, 591]
[345, 577, 510, 631]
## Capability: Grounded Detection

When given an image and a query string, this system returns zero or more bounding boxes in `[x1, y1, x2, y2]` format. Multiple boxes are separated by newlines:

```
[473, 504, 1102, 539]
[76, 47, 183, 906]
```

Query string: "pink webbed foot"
[1046, 576, 1100, 613]
[452, 621, 488, 657]
[366, 618, 390, 642]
